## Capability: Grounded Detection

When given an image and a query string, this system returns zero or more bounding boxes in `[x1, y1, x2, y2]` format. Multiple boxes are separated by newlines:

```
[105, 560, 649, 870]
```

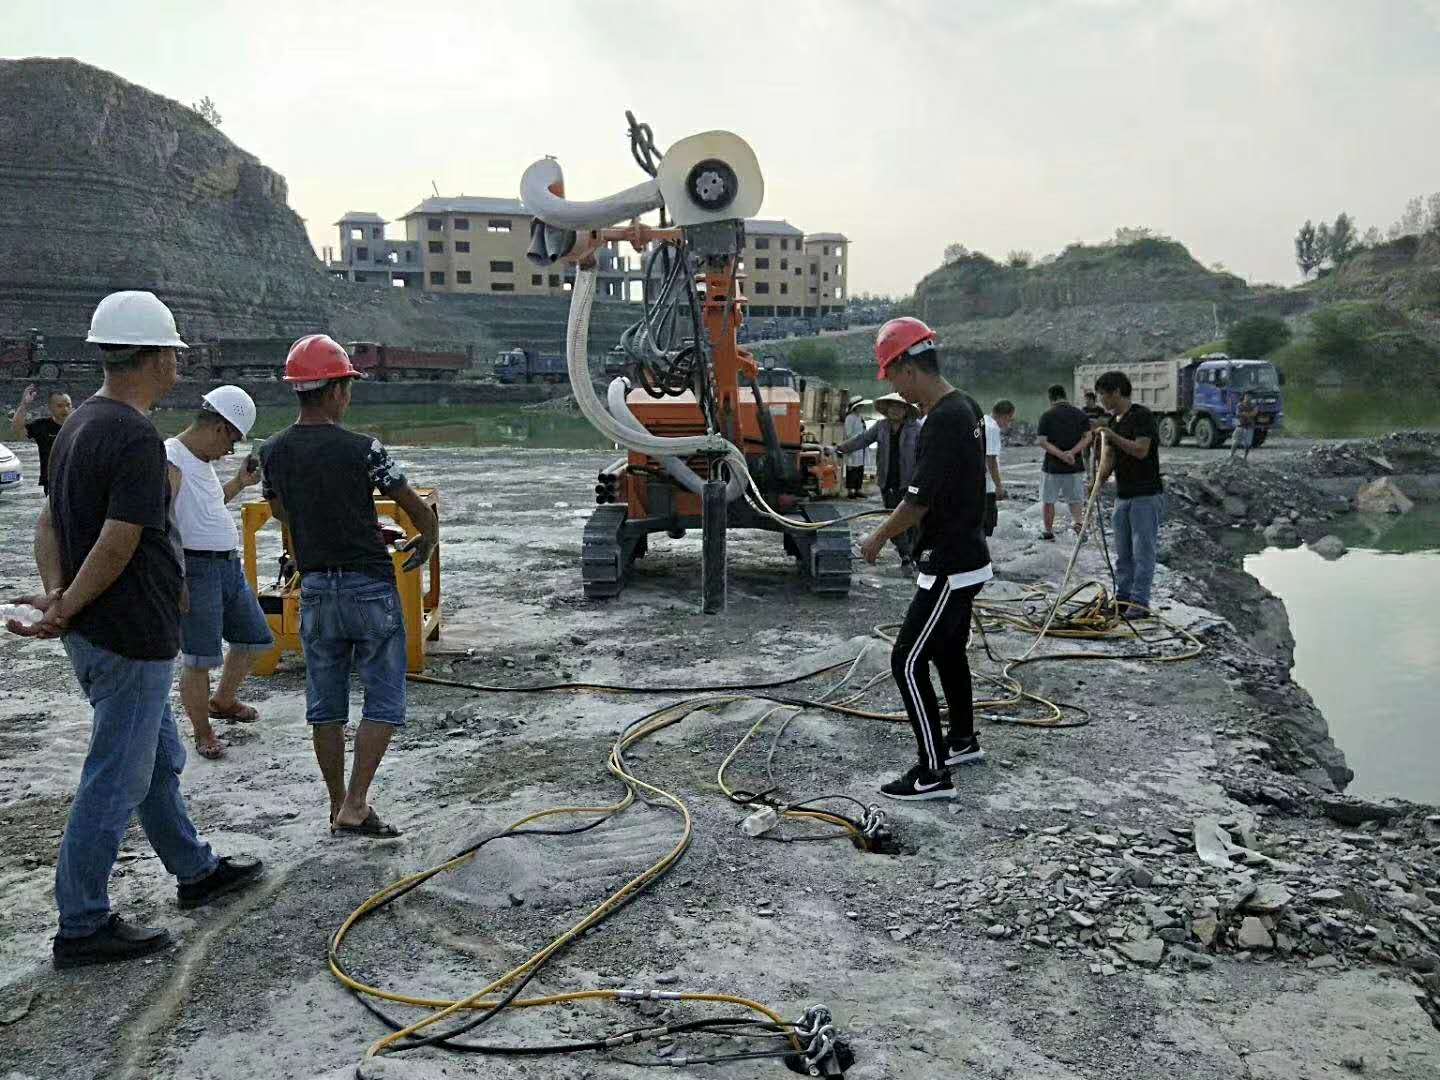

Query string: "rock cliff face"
[0, 58, 330, 339]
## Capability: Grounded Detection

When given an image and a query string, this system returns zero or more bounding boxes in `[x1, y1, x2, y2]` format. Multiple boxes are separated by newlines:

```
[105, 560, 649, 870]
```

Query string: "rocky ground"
[0, 432, 1437, 1080]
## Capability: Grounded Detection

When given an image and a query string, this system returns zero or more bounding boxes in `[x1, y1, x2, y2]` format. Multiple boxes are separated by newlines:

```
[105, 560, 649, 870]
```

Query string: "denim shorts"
[299, 571, 407, 727]
[1040, 471, 1087, 505]
[180, 554, 275, 670]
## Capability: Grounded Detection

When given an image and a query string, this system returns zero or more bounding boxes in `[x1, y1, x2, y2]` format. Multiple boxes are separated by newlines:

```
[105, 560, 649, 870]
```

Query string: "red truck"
[346, 342, 466, 382]
[0, 330, 60, 380]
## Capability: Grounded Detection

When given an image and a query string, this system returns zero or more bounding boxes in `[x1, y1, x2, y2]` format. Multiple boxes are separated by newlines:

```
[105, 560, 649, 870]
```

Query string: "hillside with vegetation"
[775, 217, 1440, 425]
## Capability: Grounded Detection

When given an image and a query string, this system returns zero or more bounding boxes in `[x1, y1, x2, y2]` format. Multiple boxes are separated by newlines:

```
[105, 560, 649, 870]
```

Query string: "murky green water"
[1245, 506, 1440, 805]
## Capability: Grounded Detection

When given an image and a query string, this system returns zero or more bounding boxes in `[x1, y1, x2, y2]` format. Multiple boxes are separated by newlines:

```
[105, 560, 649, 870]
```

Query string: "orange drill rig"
[521, 114, 852, 611]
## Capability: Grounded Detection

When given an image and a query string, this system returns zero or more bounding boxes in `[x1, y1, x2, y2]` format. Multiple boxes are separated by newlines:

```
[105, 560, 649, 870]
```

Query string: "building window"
[372, 227, 382, 239]
[405, 250, 414, 263]
[823, 272, 829, 282]
[823, 245, 831, 256]
[532, 274, 542, 285]
[457, 270, 472, 284]
[350, 227, 364, 241]
[455, 241, 470, 253]
[780, 259, 788, 271]
[454, 217, 470, 230]
[780, 283, 788, 295]
[429, 241, 444, 254]
[490, 260, 514, 273]
[781, 239, 789, 250]
[428, 217, 442, 231]
[810, 263, 818, 275]
[549, 274, 560, 287]
[755, 237, 770, 249]
[487, 220, 512, 232]
[430, 272, 445, 285]
[755, 257, 770, 270]
[794, 267, 802, 276]
[491, 282, 514, 292]
[755, 282, 770, 294]
[835, 265, 842, 277]
[356, 246, 369, 261]
[354, 272, 368, 282]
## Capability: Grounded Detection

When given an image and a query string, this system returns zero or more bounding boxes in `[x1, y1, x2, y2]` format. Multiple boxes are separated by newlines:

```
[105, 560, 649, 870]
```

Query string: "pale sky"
[8, 0, 1440, 295]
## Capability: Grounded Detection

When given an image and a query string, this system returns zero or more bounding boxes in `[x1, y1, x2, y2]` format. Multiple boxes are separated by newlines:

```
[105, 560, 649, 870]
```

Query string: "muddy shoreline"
[0, 434, 1437, 1080]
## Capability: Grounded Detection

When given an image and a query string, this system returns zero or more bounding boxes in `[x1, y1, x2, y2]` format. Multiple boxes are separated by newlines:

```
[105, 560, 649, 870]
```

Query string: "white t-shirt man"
[165, 437, 240, 552]
[983, 414, 1003, 494]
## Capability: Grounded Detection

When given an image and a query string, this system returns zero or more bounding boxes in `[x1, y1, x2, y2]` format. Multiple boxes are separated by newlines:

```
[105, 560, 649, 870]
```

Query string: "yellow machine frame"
[240, 489, 442, 675]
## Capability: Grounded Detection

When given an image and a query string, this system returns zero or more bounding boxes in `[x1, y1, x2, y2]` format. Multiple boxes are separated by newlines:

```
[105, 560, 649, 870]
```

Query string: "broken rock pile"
[1166, 462, 1344, 533]
[939, 814, 1440, 1027]
[1304, 432, 1440, 479]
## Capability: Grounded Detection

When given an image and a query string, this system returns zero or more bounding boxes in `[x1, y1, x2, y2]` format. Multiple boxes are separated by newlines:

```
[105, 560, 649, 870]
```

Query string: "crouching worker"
[858, 318, 992, 801]
[166, 386, 273, 759]
[262, 335, 437, 838]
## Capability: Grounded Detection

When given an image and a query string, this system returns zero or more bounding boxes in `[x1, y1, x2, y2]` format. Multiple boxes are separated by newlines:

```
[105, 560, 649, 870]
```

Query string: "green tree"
[1226, 315, 1292, 357]
[1006, 250, 1032, 268]
[1328, 212, 1357, 264]
[192, 96, 222, 126]
[942, 242, 970, 264]
[1295, 220, 1321, 277]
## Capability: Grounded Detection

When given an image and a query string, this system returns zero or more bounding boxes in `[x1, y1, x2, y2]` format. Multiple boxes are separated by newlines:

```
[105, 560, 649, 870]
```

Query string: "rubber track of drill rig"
[581, 504, 629, 598]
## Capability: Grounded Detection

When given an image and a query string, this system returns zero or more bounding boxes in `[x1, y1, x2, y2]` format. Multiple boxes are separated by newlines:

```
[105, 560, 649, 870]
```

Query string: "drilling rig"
[521, 115, 852, 612]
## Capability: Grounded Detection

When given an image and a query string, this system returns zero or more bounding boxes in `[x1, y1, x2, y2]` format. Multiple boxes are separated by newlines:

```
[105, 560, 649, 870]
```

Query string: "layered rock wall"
[0, 58, 330, 339]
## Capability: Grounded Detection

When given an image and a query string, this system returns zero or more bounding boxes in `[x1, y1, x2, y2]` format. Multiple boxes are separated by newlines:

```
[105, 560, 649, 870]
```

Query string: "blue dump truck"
[494, 347, 569, 385]
[1074, 353, 1284, 449]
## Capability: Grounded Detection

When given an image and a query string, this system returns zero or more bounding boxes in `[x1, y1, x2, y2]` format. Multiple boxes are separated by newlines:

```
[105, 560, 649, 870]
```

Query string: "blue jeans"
[1113, 493, 1165, 609]
[180, 554, 275, 669]
[299, 572, 407, 727]
[57, 634, 217, 937]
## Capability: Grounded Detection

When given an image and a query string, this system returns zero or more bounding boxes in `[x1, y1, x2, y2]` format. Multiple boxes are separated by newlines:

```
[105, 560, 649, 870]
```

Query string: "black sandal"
[332, 808, 401, 838]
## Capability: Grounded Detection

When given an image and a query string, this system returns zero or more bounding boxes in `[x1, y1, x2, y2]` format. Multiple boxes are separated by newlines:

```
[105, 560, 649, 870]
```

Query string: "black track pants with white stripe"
[891, 579, 982, 773]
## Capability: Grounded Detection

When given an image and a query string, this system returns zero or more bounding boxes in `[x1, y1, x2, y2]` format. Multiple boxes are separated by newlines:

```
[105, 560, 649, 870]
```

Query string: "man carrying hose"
[1093, 369, 1164, 616]
[859, 317, 991, 801]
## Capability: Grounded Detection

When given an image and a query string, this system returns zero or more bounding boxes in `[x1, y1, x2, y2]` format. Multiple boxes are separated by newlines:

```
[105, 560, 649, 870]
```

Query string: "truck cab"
[1189, 355, 1284, 448]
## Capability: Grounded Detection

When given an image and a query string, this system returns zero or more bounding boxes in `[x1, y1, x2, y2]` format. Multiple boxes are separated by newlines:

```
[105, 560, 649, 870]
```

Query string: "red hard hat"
[875, 317, 937, 377]
[284, 334, 366, 388]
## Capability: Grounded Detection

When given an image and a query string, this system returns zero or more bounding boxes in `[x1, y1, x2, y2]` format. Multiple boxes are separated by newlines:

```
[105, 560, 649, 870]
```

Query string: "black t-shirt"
[1037, 402, 1090, 474]
[262, 423, 407, 580]
[26, 417, 62, 491]
[1111, 404, 1164, 499]
[48, 397, 181, 660]
[907, 391, 990, 576]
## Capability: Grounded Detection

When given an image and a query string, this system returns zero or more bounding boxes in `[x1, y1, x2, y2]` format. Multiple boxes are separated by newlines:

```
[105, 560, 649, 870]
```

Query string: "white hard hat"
[86, 290, 188, 348]
[201, 385, 256, 437]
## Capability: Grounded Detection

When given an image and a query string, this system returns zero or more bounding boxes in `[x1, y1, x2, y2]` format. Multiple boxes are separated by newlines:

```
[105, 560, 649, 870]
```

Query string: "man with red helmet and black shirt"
[262, 335, 438, 839]
[859, 318, 991, 800]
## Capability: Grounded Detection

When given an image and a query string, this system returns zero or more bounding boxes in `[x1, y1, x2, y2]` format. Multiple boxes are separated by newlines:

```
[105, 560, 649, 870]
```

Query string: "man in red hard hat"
[859, 317, 991, 801]
[260, 335, 438, 838]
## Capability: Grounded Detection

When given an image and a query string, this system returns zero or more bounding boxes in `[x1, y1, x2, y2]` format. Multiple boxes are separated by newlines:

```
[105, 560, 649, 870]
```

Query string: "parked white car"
[0, 442, 23, 492]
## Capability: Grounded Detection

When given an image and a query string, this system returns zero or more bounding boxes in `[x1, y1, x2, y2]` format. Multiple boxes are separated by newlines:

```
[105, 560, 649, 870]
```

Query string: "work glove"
[396, 535, 435, 573]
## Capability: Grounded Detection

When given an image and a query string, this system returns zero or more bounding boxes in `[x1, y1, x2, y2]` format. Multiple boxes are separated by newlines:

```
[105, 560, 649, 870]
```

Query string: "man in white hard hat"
[7, 291, 262, 968]
[165, 385, 273, 760]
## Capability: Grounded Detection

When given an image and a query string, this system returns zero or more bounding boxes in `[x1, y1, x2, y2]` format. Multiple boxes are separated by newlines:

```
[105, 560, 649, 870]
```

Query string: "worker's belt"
[184, 549, 238, 560]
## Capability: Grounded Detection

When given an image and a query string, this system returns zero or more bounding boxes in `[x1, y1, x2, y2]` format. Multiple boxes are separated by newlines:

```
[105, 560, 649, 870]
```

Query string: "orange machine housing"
[622, 385, 803, 518]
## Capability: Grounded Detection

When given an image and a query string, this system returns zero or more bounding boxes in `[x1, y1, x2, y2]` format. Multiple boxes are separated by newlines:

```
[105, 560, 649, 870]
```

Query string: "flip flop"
[209, 699, 258, 723]
[332, 808, 401, 839]
[195, 735, 226, 760]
